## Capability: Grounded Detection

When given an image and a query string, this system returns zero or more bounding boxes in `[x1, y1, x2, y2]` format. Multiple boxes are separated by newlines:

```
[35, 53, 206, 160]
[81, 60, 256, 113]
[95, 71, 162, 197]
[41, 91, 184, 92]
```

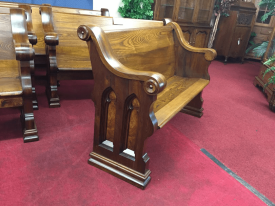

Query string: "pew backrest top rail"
[78, 22, 216, 95]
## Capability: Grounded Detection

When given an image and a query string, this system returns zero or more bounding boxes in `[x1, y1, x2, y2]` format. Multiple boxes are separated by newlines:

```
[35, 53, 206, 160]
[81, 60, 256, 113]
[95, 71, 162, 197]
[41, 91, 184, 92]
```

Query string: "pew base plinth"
[181, 106, 203, 118]
[32, 99, 39, 110]
[46, 91, 60, 108]
[88, 152, 151, 189]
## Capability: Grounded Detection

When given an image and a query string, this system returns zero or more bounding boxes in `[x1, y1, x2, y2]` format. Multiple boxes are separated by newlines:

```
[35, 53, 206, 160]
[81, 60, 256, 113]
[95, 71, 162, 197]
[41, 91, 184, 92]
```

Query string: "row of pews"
[0, 1, 216, 189]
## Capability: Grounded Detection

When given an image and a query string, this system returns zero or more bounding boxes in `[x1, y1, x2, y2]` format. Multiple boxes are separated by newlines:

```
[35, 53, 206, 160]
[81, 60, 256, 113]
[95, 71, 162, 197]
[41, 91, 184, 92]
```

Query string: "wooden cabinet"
[245, 0, 275, 60]
[153, 0, 215, 48]
[254, 26, 275, 109]
[213, 2, 256, 63]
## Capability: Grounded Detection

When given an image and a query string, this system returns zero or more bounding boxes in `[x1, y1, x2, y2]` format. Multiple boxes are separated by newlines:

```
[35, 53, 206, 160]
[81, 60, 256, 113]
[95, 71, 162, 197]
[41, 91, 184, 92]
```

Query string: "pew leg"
[46, 75, 60, 108]
[21, 96, 39, 143]
[29, 60, 39, 110]
[45, 46, 60, 108]
[181, 91, 204, 118]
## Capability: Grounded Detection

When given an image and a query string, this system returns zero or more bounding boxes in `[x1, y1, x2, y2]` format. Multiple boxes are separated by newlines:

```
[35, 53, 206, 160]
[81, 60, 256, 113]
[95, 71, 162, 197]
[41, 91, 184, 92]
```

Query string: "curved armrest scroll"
[77, 25, 166, 95]
[168, 22, 217, 61]
[39, 5, 59, 46]
[10, 8, 34, 61]
[18, 5, 37, 45]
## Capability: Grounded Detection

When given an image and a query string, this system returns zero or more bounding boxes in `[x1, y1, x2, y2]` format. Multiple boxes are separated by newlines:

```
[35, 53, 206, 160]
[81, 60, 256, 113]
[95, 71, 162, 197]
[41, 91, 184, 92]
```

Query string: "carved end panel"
[99, 88, 117, 151]
[120, 96, 140, 161]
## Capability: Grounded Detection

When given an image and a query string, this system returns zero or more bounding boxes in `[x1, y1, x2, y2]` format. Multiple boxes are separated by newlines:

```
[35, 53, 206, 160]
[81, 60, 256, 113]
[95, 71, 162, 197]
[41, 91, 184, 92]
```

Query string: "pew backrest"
[0, 1, 110, 55]
[104, 27, 176, 80]
[40, 5, 114, 69]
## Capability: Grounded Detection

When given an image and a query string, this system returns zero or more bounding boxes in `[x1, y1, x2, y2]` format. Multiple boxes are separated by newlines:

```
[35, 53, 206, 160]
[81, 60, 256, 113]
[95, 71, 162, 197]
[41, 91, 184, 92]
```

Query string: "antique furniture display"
[78, 22, 216, 189]
[213, 1, 256, 63]
[153, 0, 215, 48]
[0, 7, 39, 142]
[254, 26, 275, 107]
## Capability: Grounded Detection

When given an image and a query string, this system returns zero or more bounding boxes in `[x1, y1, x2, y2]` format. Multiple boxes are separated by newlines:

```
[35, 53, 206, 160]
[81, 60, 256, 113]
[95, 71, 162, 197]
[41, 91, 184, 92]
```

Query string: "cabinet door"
[154, 0, 176, 20]
[229, 26, 251, 58]
[177, 0, 196, 22]
[196, 0, 215, 24]
[181, 27, 193, 43]
[192, 29, 210, 47]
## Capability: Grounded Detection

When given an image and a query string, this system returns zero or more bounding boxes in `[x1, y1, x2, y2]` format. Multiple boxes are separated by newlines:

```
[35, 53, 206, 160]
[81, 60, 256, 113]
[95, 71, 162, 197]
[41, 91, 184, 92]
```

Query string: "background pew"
[39, 4, 164, 108]
[0, 7, 38, 142]
[78, 22, 216, 188]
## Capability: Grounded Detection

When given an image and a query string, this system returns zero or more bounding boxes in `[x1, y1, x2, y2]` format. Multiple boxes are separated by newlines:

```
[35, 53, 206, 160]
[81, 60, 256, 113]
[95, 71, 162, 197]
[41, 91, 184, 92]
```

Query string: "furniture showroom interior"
[0, 0, 274, 205]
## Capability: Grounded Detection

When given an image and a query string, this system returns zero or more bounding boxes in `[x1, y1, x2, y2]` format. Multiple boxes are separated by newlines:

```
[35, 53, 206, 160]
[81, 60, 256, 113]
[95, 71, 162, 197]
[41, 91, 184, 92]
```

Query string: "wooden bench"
[78, 22, 216, 188]
[0, 2, 110, 65]
[39, 5, 113, 107]
[39, 5, 164, 108]
[0, 7, 38, 142]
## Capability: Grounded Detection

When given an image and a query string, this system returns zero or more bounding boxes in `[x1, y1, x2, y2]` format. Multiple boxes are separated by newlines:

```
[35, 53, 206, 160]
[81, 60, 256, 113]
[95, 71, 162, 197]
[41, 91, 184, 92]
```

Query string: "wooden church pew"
[78, 22, 216, 188]
[39, 5, 164, 108]
[0, 7, 39, 142]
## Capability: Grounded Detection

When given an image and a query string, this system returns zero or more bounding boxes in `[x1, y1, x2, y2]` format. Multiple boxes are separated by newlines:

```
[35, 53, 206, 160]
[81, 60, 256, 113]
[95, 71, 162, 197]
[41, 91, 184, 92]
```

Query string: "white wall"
[93, 0, 123, 18]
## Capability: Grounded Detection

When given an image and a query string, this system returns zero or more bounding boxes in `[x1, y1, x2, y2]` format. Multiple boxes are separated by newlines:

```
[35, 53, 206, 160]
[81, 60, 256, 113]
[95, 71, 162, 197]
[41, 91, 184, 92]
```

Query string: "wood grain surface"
[0, 7, 38, 142]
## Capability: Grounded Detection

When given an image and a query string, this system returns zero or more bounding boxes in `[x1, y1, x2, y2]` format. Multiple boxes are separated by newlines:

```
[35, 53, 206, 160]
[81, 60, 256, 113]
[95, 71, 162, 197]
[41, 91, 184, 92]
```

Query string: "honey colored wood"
[0, 7, 38, 142]
[79, 22, 216, 188]
[213, 2, 256, 63]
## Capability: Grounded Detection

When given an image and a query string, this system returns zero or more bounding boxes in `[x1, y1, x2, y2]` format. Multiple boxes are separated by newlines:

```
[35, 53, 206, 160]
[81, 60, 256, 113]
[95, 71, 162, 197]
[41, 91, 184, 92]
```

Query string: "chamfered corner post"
[19, 4, 39, 110]
[40, 5, 60, 108]
[11, 8, 39, 142]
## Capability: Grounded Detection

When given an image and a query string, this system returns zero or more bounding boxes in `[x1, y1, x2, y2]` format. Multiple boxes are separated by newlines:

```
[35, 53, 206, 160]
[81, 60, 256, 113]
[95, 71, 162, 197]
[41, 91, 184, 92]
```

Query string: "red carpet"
[170, 60, 275, 203]
[0, 76, 267, 205]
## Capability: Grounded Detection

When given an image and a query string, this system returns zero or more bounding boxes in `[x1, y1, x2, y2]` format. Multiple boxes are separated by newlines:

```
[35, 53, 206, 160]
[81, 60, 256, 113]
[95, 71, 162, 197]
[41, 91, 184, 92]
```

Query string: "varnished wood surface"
[113, 17, 163, 27]
[105, 26, 176, 80]
[154, 77, 209, 128]
[0, 7, 38, 142]
[52, 12, 111, 69]
[0, 1, 110, 55]
[0, 78, 22, 96]
[79, 21, 215, 188]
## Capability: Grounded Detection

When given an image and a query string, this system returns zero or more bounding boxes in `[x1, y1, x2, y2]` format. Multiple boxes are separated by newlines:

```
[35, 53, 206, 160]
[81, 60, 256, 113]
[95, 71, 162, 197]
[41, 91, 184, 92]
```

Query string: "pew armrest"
[39, 5, 59, 46]
[10, 8, 34, 61]
[78, 25, 166, 95]
[168, 22, 217, 61]
[168, 22, 216, 79]
[18, 4, 37, 45]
